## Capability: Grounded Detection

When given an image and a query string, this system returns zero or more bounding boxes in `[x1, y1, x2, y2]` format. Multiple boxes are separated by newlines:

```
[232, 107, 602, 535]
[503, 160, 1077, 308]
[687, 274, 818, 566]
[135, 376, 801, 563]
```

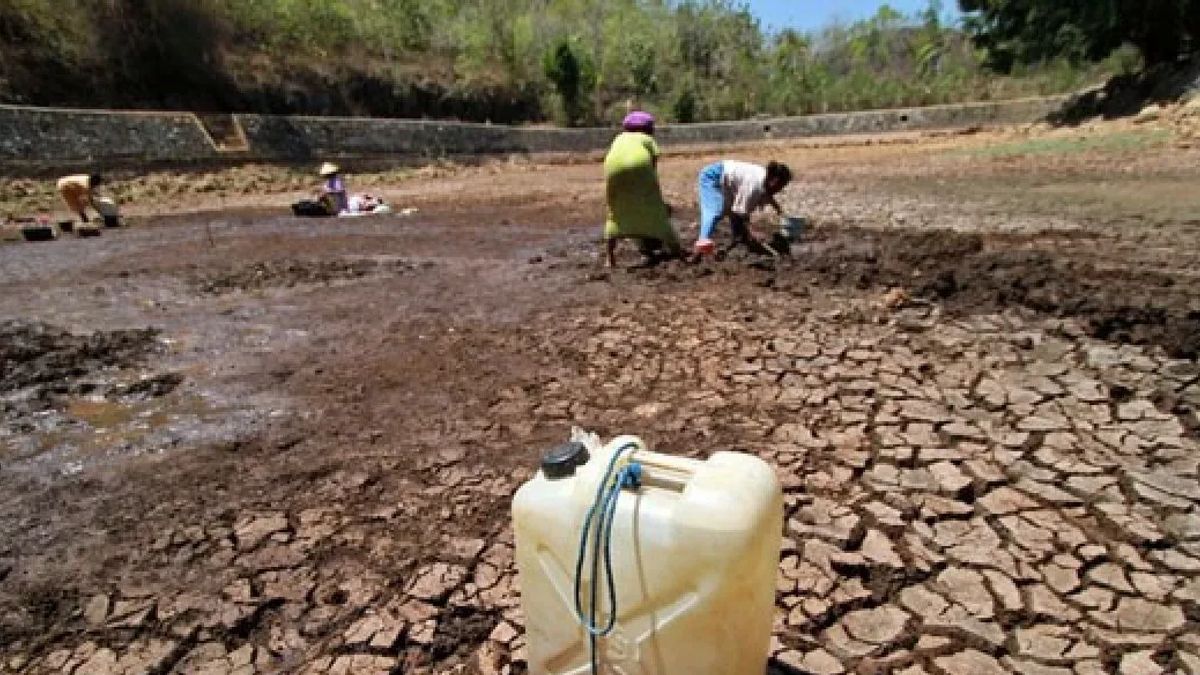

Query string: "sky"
[746, 0, 962, 32]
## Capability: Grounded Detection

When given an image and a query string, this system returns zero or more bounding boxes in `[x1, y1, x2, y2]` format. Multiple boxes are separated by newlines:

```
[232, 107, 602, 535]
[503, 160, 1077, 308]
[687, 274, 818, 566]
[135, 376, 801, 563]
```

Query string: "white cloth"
[337, 197, 393, 218]
[720, 160, 768, 217]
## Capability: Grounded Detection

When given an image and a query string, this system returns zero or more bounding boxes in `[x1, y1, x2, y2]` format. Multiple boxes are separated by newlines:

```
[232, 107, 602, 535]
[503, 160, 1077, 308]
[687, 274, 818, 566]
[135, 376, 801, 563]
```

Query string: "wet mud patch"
[0, 320, 161, 394]
[785, 227, 1200, 358]
[582, 225, 1200, 357]
[0, 320, 200, 473]
[191, 257, 428, 295]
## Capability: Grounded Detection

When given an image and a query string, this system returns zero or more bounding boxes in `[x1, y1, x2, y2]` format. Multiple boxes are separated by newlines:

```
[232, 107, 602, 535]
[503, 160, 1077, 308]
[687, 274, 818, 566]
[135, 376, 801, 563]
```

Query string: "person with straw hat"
[317, 162, 348, 215]
[601, 111, 682, 267]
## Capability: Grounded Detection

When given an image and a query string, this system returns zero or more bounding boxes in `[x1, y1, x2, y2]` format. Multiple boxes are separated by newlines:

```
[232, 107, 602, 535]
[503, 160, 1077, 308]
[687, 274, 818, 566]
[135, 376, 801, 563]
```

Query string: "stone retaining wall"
[0, 105, 220, 167]
[235, 115, 612, 160]
[0, 95, 1068, 171]
[658, 96, 1067, 145]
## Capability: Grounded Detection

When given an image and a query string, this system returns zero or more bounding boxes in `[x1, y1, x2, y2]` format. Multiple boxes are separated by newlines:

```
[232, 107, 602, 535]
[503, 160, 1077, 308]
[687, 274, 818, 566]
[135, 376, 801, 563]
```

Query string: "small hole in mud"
[327, 589, 349, 605]
[900, 114, 910, 123]
[1109, 384, 1135, 402]
[763, 124, 772, 133]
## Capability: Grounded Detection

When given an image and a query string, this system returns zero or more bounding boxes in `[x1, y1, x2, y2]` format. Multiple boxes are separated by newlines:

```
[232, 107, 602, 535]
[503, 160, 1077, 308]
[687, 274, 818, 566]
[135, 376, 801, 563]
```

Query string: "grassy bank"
[0, 1, 1130, 123]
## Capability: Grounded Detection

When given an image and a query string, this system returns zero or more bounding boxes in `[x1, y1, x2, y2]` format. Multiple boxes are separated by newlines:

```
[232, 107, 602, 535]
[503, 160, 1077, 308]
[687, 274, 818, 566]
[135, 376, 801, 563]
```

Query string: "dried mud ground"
[1, 124, 1200, 675]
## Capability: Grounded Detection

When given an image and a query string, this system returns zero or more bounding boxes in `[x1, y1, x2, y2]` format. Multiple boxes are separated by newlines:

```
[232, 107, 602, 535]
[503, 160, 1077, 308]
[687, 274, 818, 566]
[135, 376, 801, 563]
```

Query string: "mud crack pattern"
[3, 126, 1200, 674]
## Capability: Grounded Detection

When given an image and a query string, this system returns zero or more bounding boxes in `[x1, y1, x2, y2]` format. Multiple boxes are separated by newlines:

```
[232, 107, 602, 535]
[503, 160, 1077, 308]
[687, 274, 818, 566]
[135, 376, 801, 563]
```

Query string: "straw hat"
[318, 162, 340, 177]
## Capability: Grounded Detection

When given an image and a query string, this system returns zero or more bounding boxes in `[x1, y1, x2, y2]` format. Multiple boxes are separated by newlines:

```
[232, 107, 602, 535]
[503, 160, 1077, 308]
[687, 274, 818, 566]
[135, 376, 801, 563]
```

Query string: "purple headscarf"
[623, 111, 655, 134]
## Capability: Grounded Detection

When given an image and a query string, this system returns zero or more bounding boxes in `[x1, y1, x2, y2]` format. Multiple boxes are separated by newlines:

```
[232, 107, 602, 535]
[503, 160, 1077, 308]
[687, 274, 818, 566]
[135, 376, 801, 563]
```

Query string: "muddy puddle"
[0, 319, 263, 479]
[5, 390, 261, 478]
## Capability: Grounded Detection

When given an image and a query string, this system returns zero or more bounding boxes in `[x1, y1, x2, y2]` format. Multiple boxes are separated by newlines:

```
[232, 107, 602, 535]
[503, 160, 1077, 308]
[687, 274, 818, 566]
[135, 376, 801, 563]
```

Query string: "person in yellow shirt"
[56, 174, 104, 222]
[602, 112, 682, 267]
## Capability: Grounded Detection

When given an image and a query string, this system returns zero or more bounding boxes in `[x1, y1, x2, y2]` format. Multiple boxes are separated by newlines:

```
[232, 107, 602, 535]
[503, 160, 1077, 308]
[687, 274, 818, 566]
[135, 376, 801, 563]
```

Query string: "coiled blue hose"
[573, 442, 643, 674]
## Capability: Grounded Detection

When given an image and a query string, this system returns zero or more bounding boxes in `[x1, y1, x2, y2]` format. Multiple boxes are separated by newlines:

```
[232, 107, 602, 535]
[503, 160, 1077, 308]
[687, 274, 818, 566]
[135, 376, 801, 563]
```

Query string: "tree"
[960, 0, 1200, 70]
[628, 38, 658, 96]
[676, 1, 718, 78]
[914, 0, 949, 77]
[672, 81, 698, 122]
[766, 29, 813, 114]
[543, 37, 595, 125]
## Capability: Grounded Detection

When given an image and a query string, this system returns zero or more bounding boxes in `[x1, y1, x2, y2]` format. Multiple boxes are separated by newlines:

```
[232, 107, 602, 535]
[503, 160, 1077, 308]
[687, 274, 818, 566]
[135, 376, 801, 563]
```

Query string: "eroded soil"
[1, 123, 1199, 674]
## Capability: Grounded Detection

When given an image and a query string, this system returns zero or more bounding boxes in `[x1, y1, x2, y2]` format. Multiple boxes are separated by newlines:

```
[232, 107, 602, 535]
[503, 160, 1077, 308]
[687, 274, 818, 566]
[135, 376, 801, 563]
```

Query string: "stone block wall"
[235, 115, 613, 159]
[657, 97, 1069, 146]
[0, 105, 219, 168]
[0, 95, 1069, 172]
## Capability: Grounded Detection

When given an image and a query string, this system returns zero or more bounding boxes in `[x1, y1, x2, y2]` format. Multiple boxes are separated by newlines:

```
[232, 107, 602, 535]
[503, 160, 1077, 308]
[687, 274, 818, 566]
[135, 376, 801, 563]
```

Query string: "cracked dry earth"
[2, 127, 1200, 675]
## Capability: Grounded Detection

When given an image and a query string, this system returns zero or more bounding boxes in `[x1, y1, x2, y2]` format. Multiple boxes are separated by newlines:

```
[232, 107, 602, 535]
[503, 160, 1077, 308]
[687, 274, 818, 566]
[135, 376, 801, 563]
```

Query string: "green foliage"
[960, 0, 1200, 69]
[628, 39, 658, 96]
[0, 0, 91, 59]
[543, 37, 596, 125]
[672, 83, 699, 123]
[0, 0, 1131, 122]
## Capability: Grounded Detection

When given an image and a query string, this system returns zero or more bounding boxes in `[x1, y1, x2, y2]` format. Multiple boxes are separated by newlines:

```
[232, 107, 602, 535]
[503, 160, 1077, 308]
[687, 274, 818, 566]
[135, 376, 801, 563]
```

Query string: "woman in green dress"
[603, 111, 681, 267]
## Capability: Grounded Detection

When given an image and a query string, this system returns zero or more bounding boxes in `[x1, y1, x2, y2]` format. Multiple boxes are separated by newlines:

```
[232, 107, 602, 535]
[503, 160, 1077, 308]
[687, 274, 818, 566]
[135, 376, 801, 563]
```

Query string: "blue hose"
[573, 442, 643, 674]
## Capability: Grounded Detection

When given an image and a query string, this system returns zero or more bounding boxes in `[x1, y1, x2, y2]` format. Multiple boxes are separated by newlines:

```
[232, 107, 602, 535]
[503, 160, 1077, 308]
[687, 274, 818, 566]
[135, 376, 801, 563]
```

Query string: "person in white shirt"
[693, 160, 792, 257]
[56, 173, 104, 223]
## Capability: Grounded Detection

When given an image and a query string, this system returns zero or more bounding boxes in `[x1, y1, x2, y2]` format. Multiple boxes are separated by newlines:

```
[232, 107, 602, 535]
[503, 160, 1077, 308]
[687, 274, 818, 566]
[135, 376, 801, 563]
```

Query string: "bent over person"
[57, 173, 103, 223]
[693, 160, 791, 257]
[602, 111, 682, 267]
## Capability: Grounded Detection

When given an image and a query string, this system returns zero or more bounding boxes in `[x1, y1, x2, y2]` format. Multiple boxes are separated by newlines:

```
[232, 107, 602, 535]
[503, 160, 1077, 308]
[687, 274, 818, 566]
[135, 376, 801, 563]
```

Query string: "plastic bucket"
[780, 215, 807, 242]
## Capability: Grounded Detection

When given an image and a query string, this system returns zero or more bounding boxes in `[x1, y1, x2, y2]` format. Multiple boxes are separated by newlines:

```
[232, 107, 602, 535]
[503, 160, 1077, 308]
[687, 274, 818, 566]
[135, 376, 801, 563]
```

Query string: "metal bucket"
[780, 215, 807, 242]
[96, 198, 121, 227]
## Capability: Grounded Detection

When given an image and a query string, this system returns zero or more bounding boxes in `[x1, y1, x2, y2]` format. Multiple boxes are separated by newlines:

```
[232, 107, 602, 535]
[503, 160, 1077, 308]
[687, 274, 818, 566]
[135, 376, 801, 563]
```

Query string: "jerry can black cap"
[542, 441, 590, 479]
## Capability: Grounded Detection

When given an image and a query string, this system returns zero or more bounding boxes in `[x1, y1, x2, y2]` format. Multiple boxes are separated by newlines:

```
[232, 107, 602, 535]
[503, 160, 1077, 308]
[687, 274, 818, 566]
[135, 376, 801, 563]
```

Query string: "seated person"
[318, 162, 349, 215]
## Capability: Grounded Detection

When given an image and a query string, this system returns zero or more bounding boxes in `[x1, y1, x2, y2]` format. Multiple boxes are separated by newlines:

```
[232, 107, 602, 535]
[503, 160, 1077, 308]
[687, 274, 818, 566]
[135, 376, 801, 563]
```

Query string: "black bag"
[291, 200, 332, 217]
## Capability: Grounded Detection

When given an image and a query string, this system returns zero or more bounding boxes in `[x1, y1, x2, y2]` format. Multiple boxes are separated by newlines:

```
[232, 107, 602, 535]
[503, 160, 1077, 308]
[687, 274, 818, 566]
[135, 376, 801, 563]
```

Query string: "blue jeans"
[698, 163, 725, 241]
